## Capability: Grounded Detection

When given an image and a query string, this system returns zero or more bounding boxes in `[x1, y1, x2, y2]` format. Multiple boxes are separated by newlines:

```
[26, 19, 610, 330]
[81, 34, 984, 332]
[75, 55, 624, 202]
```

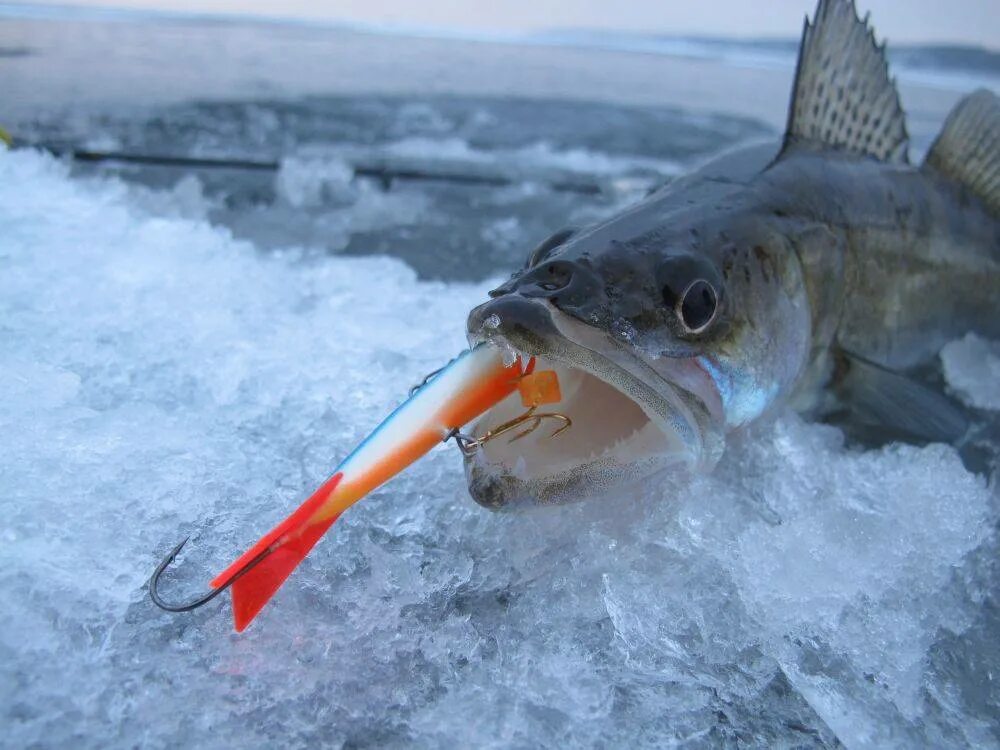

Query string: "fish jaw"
[464, 295, 725, 508]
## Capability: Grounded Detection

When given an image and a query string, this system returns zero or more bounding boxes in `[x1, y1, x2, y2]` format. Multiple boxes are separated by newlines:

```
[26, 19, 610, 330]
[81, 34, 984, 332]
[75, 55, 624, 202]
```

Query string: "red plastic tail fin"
[210, 473, 343, 632]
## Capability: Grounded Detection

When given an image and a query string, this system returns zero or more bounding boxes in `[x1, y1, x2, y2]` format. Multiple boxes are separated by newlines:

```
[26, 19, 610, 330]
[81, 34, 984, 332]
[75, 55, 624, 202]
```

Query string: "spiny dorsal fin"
[783, 0, 908, 163]
[924, 89, 1000, 217]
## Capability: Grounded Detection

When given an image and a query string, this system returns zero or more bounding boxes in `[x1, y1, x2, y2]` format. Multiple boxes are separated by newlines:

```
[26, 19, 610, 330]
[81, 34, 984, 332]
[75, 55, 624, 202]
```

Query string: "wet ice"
[942, 334, 1000, 412]
[1, 146, 998, 749]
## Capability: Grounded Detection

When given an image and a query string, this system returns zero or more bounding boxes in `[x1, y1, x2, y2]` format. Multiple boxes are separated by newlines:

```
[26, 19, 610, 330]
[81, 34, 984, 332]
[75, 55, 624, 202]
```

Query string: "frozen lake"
[2, 9, 999, 749]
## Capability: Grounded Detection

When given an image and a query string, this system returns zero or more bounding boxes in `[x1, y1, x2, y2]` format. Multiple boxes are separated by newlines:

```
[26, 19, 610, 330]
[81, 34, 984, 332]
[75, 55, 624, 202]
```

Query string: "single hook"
[148, 536, 275, 613]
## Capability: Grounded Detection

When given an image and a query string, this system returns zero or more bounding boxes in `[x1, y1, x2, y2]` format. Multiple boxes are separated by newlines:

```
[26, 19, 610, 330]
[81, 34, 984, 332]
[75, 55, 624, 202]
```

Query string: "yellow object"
[518, 370, 562, 407]
[0, 126, 12, 146]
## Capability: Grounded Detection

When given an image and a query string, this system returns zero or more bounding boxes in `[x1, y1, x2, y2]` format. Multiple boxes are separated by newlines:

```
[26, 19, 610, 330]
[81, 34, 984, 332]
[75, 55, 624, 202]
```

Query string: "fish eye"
[658, 254, 723, 335]
[676, 279, 718, 333]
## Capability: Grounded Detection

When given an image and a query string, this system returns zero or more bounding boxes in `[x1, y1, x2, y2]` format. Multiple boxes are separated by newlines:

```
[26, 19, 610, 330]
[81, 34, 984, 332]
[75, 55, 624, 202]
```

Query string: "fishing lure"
[150, 344, 569, 631]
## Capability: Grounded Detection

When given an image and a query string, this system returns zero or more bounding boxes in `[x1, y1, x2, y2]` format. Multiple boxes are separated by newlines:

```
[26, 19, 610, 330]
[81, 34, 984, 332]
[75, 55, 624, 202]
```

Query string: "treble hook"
[449, 406, 572, 457]
[148, 536, 275, 612]
[509, 409, 573, 442]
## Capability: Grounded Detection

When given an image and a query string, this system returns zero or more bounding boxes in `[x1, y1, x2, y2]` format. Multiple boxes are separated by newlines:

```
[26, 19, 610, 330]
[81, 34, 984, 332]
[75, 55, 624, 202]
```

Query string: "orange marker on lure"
[517, 369, 562, 407]
[150, 345, 562, 631]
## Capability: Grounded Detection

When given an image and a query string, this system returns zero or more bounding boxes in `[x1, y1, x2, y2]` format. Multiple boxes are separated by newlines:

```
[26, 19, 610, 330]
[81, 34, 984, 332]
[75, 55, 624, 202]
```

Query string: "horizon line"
[2, 0, 998, 53]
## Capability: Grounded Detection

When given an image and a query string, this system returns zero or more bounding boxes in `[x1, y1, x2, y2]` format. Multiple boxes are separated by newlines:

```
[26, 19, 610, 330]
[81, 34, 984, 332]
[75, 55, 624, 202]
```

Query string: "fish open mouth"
[464, 296, 710, 507]
[467, 352, 685, 472]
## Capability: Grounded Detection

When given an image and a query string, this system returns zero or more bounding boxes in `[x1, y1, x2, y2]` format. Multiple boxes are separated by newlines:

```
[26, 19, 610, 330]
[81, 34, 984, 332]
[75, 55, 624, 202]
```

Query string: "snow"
[373, 136, 685, 177]
[1, 147, 998, 748]
[942, 334, 1000, 412]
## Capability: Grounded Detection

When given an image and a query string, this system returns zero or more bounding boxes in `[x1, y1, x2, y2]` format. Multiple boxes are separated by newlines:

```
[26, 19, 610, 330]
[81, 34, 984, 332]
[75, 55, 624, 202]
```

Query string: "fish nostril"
[536, 262, 574, 292]
[513, 259, 592, 304]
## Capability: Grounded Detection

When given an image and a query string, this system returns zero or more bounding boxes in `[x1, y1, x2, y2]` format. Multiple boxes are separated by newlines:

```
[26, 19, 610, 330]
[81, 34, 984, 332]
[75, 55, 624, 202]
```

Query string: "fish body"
[760, 144, 998, 370]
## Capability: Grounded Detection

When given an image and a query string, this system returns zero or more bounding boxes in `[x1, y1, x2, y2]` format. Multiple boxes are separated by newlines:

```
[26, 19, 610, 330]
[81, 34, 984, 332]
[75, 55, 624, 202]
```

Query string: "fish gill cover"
[1, 138, 999, 748]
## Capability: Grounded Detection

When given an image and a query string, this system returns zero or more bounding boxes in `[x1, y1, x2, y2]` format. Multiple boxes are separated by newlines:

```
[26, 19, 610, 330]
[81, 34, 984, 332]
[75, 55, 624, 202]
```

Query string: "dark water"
[14, 95, 770, 279]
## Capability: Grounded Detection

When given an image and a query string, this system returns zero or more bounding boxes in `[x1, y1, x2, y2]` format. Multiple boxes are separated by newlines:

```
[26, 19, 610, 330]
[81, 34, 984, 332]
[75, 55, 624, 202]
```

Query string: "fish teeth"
[597, 428, 643, 461]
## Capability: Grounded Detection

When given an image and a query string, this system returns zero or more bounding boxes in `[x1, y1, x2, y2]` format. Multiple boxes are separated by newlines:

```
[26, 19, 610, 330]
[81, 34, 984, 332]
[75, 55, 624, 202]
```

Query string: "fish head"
[464, 209, 812, 509]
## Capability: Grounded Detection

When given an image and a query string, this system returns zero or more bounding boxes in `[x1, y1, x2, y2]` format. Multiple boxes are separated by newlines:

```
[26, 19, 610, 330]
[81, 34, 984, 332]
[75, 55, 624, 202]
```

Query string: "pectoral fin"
[832, 350, 968, 444]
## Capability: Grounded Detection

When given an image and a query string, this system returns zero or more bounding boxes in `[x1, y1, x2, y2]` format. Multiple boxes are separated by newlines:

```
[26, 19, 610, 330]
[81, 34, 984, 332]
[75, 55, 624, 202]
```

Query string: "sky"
[15, 0, 1000, 47]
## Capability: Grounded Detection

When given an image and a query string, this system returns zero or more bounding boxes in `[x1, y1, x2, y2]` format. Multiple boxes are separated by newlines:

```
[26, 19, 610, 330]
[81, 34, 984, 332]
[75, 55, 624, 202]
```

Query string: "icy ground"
[942, 335, 1000, 412]
[2, 146, 999, 749]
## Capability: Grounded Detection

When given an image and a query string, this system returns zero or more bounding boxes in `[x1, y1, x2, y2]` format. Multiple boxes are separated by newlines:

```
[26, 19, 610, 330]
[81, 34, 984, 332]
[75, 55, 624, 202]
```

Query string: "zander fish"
[151, 0, 999, 630]
[461, 1, 1000, 508]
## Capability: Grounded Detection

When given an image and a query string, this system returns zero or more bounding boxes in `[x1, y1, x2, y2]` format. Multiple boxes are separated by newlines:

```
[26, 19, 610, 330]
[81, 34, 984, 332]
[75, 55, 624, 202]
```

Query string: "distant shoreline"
[1, 1, 998, 93]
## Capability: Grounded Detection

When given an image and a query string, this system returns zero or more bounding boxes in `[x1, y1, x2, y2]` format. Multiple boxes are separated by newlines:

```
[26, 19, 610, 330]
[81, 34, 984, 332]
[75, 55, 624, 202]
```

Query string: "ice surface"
[2, 147, 998, 749]
[942, 334, 1000, 412]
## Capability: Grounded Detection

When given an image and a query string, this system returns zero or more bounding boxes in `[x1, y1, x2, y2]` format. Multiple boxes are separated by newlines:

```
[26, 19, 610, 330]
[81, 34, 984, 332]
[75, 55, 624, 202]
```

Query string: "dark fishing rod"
[10, 138, 605, 195]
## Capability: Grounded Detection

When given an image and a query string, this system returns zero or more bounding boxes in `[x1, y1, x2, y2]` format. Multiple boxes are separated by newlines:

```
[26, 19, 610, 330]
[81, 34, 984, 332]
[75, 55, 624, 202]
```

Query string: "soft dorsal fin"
[924, 89, 1000, 217]
[782, 0, 909, 163]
